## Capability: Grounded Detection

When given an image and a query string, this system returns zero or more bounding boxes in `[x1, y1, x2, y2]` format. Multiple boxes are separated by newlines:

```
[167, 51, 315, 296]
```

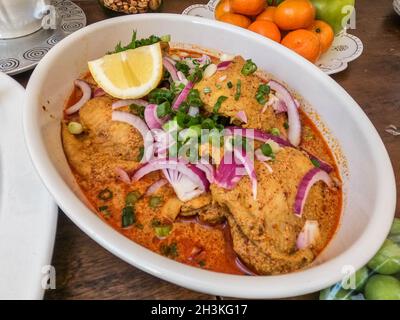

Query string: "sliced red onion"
[112, 99, 149, 110]
[235, 111, 248, 124]
[177, 71, 187, 82]
[273, 99, 287, 113]
[224, 126, 292, 147]
[235, 257, 257, 276]
[268, 80, 301, 146]
[172, 81, 193, 110]
[93, 87, 105, 97]
[112, 111, 154, 163]
[214, 153, 244, 190]
[115, 167, 131, 184]
[188, 106, 199, 117]
[306, 152, 334, 173]
[294, 168, 333, 216]
[163, 57, 179, 82]
[65, 80, 92, 115]
[296, 220, 320, 249]
[188, 164, 210, 191]
[196, 54, 211, 65]
[272, 97, 300, 114]
[132, 159, 208, 201]
[163, 56, 177, 66]
[145, 179, 168, 196]
[144, 104, 164, 129]
[153, 130, 176, 155]
[193, 162, 215, 184]
[217, 60, 232, 71]
[188, 246, 203, 261]
[233, 148, 257, 200]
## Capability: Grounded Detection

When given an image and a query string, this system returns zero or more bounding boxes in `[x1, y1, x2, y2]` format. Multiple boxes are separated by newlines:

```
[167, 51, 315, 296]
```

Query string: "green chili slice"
[213, 96, 228, 113]
[234, 80, 242, 101]
[121, 206, 135, 228]
[98, 188, 113, 201]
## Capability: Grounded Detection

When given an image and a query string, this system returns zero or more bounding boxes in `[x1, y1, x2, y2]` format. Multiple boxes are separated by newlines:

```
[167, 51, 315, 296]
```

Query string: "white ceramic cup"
[0, 0, 51, 39]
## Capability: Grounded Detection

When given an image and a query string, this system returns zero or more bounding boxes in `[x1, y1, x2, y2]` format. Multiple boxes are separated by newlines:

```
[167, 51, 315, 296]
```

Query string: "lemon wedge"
[88, 42, 163, 99]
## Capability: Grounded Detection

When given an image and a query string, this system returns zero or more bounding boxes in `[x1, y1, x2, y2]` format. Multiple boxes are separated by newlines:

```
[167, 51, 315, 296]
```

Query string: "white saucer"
[0, 72, 58, 299]
[182, 0, 363, 75]
[0, 0, 86, 75]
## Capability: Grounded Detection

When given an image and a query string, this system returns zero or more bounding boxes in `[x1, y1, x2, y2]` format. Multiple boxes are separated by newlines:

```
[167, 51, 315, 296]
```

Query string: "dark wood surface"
[13, 0, 400, 299]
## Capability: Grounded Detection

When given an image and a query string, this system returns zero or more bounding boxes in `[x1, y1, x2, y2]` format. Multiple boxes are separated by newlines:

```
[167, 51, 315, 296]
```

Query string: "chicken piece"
[195, 56, 286, 133]
[227, 215, 313, 275]
[211, 147, 329, 274]
[161, 197, 183, 222]
[181, 194, 212, 213]
[198, 203, 227, 225]
[62, 97, 143, 188]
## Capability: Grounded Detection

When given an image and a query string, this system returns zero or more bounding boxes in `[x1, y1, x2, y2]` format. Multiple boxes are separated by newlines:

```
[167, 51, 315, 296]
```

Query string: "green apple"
[367, 239, 400, 275]
[364, 275, 400, 300]
[310, 0, 356, 34]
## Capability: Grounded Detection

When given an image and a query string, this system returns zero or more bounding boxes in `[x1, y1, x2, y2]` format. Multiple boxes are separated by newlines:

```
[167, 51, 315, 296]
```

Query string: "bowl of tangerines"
[214, 0, 355, 63]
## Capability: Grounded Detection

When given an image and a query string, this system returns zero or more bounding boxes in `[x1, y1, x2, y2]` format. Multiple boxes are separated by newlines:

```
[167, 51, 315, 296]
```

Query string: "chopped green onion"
[125, 191, 141, 206]
[175, 61, 190, 76]
[311, 158, 321, 168]
[155, 225, 172, 238]
[98, 206, 111, 217]
[98, 188, 113, 201]
[148, 88, 175, 104]
[129, 103, 145, 119]
[213, 96, 228, 113]
[171, 82, 185, 95]
[188, 66, 203, 83]
[203, 87, 212, 94]
[216, 84, 222, 89]
[186, 89, 204, 108]
[149, 196, 163, 209]
[255, 84, 270, 105]
[122, 205, 135, 228]
[67, 122, 83, 135]
[156, 101, 172, 118]
[261, 143, 273, 157]
[160, 34, 171, 42]
[151, 218, 162, 227]
[163, 119, 181, 132]
[270, 128, 280, 136]
[234, 80, 242, 101]
[160, 242, 178, 258]
[227, 81, 233, 89]
[241, 59, 257, 76]
[198, 260, 206, 267]
[284, 121, 289, 129]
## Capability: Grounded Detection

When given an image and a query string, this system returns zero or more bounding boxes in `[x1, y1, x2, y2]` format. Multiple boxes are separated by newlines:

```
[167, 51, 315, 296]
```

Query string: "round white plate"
[0, 0, 86, 75]
[182, 0, 363, 75]
[0, 72, 58, 299]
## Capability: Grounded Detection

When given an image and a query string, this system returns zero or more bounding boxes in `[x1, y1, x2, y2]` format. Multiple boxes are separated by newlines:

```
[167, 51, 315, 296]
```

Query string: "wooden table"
[13, 0, 400, 299]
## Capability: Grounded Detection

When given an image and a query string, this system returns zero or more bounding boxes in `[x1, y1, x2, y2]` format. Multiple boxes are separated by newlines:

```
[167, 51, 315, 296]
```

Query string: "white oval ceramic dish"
[23, 14, 396, 299]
